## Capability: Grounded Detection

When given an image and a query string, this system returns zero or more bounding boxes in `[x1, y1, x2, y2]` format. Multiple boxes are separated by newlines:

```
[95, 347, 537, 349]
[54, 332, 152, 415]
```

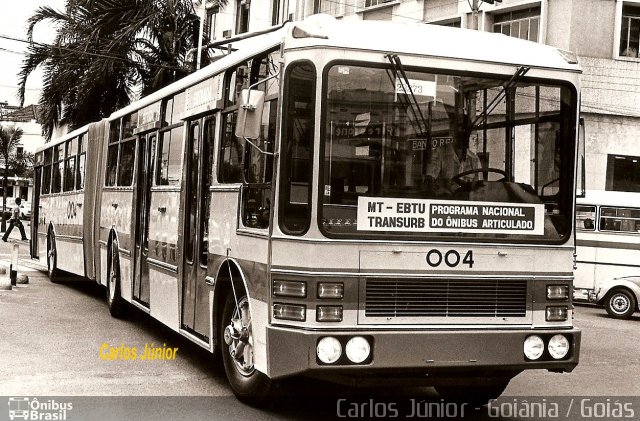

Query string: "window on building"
[364, 0, 395, 8]
[235, 0, 250, 34]
[620, 3, 640, 58]
[431, 19, 461, 28]
[271, 0, 280, 25]
[493, 7, 540, 42]
[606, 154, 640, 192]
[206, 6, 219, 39]
[316, 0, 345, 16]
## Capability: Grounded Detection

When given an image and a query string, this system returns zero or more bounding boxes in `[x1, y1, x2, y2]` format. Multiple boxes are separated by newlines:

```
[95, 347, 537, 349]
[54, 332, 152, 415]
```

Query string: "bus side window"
[156, 93, 185, 186]
[240, 53, 279, 229]
[576, 205, 596, 231]
[279, 61, 315, 235]
[42, 148, 53, 194]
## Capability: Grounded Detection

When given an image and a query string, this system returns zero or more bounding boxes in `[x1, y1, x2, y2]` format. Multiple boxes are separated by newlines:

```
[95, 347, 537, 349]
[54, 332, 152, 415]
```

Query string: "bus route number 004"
[426, 249, 474, 268]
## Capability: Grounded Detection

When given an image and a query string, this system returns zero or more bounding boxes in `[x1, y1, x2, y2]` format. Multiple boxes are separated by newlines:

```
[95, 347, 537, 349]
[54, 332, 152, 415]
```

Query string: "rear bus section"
[31, 122, 104, 281]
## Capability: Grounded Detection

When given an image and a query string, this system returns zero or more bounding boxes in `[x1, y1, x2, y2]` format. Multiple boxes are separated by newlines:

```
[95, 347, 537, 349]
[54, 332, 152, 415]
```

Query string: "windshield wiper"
[472, 66, 530, 127]
[385, 53, 431, 137]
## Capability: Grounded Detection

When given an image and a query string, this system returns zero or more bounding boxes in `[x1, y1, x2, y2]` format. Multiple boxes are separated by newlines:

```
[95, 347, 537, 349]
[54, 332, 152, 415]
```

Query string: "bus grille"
[365, 279, 527, 318]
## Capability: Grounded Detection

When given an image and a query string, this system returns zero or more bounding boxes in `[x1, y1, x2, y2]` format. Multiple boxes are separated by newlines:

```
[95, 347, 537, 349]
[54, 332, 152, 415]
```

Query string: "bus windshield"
[319, 63, 576, 243]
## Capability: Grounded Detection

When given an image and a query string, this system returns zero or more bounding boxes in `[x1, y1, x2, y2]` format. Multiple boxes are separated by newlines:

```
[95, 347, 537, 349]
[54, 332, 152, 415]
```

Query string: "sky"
[0, 0, 65, 106]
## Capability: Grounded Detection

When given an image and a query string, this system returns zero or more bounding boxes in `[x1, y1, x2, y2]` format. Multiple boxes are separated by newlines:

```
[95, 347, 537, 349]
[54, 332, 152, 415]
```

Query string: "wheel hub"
[225, 298, 254, 375]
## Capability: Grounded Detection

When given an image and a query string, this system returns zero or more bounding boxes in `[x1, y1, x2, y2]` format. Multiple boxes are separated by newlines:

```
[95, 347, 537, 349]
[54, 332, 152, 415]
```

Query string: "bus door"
[133, 133, 155, 306]
[181, 118, 213, 337]
[30, 166, 41, 258]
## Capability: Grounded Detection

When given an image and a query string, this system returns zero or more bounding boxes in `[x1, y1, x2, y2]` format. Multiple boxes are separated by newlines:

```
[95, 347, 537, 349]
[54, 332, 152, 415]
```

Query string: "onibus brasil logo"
[7, 397, 73, 420]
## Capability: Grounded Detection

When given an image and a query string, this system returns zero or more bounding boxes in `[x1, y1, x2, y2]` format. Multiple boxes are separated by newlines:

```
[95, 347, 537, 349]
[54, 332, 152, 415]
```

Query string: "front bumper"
[266, 326, 581, 382]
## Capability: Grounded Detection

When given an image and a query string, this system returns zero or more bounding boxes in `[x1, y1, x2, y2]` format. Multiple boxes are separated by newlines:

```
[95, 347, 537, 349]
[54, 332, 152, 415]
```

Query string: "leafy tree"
[18, 0, 218, 140]
[0, 125, 32, 231]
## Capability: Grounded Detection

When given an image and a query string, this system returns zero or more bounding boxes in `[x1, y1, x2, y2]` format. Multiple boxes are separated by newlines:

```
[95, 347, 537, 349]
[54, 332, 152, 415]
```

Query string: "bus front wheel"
[220, 291, 275, 406]
[605, 289, 636, 319]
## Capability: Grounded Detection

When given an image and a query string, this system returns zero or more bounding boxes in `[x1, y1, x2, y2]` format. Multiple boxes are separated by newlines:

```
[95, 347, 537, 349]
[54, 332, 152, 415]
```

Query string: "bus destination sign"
[357, 197, 545, 235]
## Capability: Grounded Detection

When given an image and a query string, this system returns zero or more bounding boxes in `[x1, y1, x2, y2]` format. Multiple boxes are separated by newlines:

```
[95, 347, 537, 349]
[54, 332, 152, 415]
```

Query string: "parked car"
[594, 277, 640, 319]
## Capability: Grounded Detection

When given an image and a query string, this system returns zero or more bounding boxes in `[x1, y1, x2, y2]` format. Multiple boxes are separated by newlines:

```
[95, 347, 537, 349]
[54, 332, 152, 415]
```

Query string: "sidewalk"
[0, 219, 44, 274]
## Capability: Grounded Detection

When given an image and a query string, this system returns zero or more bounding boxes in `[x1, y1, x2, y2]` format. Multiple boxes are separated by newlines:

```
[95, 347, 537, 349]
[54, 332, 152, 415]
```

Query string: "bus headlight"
[316, 306, 343, 322]
[548, 334, 570, 359]
[317, 337, 342, 364]
[546, 306, 568, 321]
[273, 280, 307, 298]
[345, 336, 370, 364]
[547, 285, 569, 300]
[523, 335, 544, 360]
[273, 303, 306, 321]
[317, 282, 344, 299]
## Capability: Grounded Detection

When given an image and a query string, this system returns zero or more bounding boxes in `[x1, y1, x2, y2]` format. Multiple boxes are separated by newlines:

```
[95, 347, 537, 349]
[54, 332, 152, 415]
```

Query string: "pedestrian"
[2, 197, 28, 242]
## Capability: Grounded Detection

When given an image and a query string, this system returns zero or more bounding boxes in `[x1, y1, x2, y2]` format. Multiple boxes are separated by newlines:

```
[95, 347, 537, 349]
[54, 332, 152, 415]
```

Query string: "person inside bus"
[2, 197, 28, 242]
[424, 110, 480, 196]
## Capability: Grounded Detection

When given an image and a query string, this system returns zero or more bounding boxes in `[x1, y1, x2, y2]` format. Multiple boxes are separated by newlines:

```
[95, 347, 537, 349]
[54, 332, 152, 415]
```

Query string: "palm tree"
[0, 125, 25, 232]
[18, 0, 221, 140]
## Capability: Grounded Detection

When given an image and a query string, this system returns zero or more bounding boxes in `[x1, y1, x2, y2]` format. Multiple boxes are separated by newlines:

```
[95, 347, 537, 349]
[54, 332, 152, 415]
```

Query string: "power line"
[0, 34, 186, 72]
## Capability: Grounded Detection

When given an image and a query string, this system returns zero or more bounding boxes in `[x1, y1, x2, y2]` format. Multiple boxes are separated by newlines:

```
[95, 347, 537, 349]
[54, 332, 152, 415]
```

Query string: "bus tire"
[106, 244, 126, 318]
[220, 291, 274, 406]
[46, 232, 59, 283]
[605, 289, 636, 319]
[435, 380, 510, 405]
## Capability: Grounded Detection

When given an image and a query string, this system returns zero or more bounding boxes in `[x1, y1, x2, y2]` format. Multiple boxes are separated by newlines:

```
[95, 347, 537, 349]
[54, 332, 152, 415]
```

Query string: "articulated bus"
[32, 15, 582, 404]
[574, 190, 640, 318]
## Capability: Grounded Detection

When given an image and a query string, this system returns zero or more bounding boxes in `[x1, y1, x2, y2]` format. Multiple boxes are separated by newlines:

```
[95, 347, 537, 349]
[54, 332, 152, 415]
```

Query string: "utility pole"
[471, 0, 502, 31]
[471, 0, 479, 31]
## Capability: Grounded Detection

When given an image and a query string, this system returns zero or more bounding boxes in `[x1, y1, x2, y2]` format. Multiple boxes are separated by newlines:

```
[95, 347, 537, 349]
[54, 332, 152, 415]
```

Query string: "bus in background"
[32, 15, 582, 404]
[574, 190, 640, 319]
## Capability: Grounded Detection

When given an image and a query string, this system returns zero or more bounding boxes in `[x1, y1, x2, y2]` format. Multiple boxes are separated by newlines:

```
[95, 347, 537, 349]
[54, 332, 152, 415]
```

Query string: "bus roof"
[286, 15, 581, 73]
[35, 123, 90, 154]
[110, 15, 580, 122]
[578, 190, 640, 207]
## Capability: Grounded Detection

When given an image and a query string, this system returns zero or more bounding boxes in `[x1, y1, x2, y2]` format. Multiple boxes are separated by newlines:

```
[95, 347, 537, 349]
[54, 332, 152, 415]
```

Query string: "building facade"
[205, 0, 640, 192]
[0, 104, 45, 203]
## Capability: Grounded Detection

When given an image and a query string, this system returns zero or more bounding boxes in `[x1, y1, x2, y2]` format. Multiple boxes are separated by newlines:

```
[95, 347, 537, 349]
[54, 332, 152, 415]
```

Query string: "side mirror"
[235, 89, 265, 140]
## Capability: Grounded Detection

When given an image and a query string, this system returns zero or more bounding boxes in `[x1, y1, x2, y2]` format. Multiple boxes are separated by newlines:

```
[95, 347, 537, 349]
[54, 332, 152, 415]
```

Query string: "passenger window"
[600, 207, 640, 233]
[576, 205, 596, 231]
[156, 126, 184, 186]
[77, 135, 86, 189]
[106, 120, 120, 186]
[63, 138, 76, 192]
[42, 149, 53, 194]
[52, 144, 64, 193]
[118, 139, 136, 186]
